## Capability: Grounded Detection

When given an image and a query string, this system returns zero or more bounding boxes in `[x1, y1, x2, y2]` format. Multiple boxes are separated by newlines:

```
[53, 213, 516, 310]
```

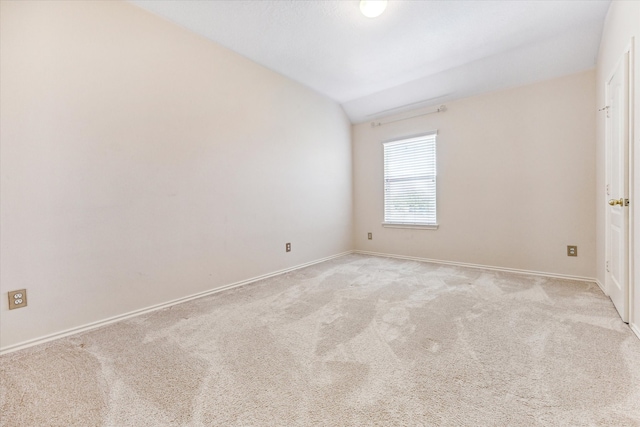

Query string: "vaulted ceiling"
[130, 0, 611, 123]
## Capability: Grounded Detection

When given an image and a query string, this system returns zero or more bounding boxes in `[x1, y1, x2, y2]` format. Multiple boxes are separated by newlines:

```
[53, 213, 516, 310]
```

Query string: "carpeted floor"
[1, 254, 639, 426]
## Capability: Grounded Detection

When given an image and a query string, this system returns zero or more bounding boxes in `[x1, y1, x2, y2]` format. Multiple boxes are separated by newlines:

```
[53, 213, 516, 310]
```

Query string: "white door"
[606, 51, 630, 323]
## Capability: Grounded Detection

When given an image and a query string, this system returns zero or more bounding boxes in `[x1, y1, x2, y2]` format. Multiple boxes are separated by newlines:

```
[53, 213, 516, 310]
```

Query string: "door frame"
[604, 38, 635, 324]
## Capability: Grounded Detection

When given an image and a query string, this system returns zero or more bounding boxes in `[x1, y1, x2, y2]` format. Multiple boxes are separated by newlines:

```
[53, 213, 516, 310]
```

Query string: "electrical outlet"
[567, 246, 577, 257]
[8, 289, 27, 310]
[368, 232, 372, 240]
[286, 242, 291, 252]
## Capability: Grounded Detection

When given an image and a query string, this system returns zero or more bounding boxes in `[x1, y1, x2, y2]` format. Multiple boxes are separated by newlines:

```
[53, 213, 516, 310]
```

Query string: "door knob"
[608, 198, 624, 206]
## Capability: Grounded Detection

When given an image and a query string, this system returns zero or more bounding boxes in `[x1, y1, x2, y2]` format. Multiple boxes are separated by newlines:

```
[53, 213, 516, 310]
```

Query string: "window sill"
[382, 223, 439, 230]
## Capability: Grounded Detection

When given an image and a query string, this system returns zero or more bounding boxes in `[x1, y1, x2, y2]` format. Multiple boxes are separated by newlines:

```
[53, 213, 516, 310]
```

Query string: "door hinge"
[606, 260, 610, 272]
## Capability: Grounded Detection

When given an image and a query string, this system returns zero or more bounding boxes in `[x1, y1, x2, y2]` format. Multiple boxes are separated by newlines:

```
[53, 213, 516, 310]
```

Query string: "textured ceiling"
[130, 0, 611, 123]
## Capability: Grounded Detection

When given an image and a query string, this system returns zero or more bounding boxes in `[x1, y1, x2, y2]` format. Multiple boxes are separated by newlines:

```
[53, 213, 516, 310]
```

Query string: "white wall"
[0, 1, 353, 350]
[353, 70, 596, 278]
[596, 0, 640, 336]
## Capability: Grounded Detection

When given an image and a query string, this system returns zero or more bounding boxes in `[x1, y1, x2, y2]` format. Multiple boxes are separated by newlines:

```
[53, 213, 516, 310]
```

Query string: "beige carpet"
[1, 254, 639, 426]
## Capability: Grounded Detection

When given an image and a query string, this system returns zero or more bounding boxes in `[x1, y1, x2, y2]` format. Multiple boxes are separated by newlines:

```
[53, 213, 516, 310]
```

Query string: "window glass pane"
[383, 134, 437, 225]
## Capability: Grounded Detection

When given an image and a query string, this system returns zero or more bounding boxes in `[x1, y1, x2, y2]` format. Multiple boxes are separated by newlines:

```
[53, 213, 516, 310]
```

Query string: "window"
[383, 132, 437, 228]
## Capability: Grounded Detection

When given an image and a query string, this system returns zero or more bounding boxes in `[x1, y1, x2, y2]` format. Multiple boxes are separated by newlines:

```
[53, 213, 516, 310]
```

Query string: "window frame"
[381, 131, 438, 230]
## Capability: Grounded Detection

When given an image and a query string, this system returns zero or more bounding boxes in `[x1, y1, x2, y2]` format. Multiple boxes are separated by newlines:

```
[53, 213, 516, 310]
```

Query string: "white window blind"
[383, 132, 437, 226]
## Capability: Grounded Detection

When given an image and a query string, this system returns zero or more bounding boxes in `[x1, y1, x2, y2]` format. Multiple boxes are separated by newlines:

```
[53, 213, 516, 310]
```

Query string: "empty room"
[1, 0, 639, 425]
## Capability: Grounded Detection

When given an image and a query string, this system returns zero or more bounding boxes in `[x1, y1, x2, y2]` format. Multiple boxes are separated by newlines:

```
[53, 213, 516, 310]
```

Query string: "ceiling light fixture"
[360, 0, 388, 18]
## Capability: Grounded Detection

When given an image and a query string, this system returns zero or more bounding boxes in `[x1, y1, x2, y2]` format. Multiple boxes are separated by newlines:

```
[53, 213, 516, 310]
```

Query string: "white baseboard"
[0, 251, 353, 355]
[354, 250, 598, 283]
[594, 279, 608, 295]
[631, 322, 640, 340]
